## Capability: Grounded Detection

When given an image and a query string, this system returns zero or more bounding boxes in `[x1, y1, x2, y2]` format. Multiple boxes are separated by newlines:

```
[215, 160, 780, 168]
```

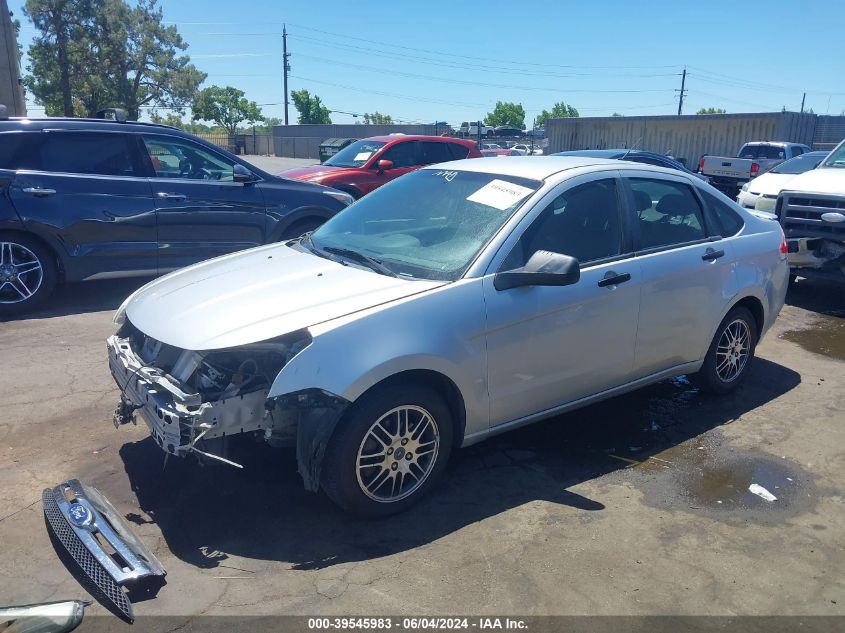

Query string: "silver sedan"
[109, 156, 790, 516]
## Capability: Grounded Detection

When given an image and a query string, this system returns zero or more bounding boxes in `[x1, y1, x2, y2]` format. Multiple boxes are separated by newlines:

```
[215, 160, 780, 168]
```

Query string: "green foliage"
[535, 102, 579, 126]
[291, 89, 331, 124]
[486, 101, 525, 128]
[696, 107, 727, 115]
[191, 85, 263, 136]
[149, 111, 185, 128]
[363, 112, 393, 124]
[23, 0, 206, 119]
[612, 112, 623, 117]
[252, 117, 282, 134]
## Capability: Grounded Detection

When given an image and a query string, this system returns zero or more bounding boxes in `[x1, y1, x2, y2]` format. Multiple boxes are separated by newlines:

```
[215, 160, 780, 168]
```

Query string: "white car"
[511, 144, 532, 156]
[737, 151, 829, 212]
[109, 157, 789, 516]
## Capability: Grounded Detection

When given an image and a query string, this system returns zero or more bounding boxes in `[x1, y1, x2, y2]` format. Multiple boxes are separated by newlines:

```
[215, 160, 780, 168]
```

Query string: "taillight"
[779, 232, 788, 258]
[751, 162, 760, 176]
[698, 158, 705, 173]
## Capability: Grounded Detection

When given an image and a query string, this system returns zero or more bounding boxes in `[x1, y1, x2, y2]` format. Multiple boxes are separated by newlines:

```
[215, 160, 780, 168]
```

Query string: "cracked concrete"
[0, 277, 843, 618]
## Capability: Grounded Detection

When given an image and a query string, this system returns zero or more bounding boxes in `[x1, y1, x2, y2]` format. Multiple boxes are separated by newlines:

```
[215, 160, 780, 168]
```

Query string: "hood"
[779, 168, 845, 196]
[121, 244, 443, 350]
[279, 165, 346, 182]
[746, 172, 794, 195]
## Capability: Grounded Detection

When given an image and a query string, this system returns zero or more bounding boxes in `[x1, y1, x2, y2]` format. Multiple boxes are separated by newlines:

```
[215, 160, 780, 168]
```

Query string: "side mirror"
[494, 250, 580, 291]
[233, 163, 254, 183]
[377, 159, 394, 173]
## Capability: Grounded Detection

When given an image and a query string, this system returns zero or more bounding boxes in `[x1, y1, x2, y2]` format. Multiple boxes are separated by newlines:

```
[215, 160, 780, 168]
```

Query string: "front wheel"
[321, 383, 453, 516]
[0, 234, 57, 316]
[693, 306, 758, 394]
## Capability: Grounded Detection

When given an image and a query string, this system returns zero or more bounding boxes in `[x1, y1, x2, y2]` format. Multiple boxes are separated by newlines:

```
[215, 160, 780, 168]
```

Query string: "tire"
[0, 232, 58, 316]
[693, 306, 758, 394]
[280, 218, 324, 241]
[321, 382, 454, 517]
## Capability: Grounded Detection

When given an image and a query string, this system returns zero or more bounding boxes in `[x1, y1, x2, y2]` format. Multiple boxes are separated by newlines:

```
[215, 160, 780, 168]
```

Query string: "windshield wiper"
[321, 246, 398, 277]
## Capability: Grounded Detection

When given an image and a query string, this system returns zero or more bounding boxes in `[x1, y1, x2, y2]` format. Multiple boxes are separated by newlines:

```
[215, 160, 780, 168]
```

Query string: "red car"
[279, 135, 481, 199]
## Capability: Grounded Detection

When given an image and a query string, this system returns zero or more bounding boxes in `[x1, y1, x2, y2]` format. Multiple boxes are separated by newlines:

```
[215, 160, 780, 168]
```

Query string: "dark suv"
[0, 113, 352, 314]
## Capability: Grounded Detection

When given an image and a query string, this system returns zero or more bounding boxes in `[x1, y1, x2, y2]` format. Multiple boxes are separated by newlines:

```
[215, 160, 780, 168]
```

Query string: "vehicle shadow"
[119, 358, 800, 571]
[0, 278, 152, 322]
[786, 277, 845, 318]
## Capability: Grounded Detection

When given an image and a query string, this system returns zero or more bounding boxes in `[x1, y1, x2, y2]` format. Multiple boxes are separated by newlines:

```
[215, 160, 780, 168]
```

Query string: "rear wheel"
[0, 233, 57, 315]
[321, 383, 453, 516]
[693, 306, 758, 394]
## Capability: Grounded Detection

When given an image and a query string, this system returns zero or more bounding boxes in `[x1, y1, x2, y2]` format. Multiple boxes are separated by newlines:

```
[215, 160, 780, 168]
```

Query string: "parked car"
[457, 121, 494, 138]
[511, 144, 532, 156]
[479, 143, 503, 150]
[493, 127, 524, 138]
[0, 112, 352, 315]
[737, 151, 829, 211]
[777, 139, 845, 284]
[553, 149, 706, 180]
[525, 127, 545, 138]
[699, 142, 812, 196]
[481, 149, 522, 157]
[109, 156, 788, 516]
[279, 136, 481, 199]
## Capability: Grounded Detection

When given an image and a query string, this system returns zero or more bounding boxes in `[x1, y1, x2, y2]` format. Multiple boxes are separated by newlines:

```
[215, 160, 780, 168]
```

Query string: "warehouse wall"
[0, 0, 26, 116]
[546, 112, 818, 167]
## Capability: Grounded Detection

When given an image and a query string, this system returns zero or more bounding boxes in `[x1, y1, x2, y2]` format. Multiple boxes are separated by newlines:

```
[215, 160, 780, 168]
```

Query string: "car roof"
[425, 155, 639, 180]
[364, 134, 474, 144]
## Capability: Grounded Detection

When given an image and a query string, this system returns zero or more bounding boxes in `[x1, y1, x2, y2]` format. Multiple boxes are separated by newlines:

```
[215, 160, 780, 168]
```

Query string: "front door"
[366, 140, 422, 194]
[8, 130, 156, 281]
[139, 134, 267, 273]
[483, 175, 642, 427]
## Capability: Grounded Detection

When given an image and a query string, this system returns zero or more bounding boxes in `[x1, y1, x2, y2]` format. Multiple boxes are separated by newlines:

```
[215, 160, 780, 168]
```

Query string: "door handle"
[22, 187, 56, 197]
[702, 248, 725, 262]
[155, 192, 187, 201]
[597, 272, 631, 287]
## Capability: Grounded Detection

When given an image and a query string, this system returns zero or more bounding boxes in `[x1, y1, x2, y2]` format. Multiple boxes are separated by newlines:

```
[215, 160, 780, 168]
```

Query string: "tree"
[291, 89, 331, 124]
[486, 101, 525, 128]
[612, 112, 623, 117]
[696, 107, 727, 115]
[363, 112, 393, 124]
[535, 102, 579, 126]
[252, 117, 282, 134]
[191, 86, 263, 136]
[149, 110, 185, 127]
[23, 0, 205, 119]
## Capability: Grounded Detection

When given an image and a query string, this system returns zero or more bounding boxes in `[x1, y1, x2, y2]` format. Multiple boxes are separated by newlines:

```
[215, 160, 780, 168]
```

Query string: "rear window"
[448, 143, 471, 160]
[738, 145, 786, 160]
[35, 132, 142, 176]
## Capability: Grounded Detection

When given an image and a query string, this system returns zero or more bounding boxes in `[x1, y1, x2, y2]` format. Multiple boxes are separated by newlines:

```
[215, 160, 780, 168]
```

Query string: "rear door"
[8, 129, 156, 281]
[138, 134, 267, 273]
[623, 171, 736, 377]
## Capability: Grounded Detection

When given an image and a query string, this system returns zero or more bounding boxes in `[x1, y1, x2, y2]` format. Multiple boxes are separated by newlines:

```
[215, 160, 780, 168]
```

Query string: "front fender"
[268, 279, 490, 440]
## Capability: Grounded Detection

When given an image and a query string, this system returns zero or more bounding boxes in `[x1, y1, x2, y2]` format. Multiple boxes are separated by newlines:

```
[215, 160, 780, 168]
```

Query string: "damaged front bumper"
[42, 479, 165, 622]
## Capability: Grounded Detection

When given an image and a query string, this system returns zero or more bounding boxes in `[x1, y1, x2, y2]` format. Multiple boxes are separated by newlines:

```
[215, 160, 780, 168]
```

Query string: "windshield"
[323, 140, 386, 167]
[309, 169, 542, 281]
[772, 153, 825, 174]
[821, 143, 845, 168]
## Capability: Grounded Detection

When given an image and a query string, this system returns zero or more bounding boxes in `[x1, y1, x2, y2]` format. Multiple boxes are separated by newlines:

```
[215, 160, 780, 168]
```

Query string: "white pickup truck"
[700, 142, 812, 196]
[778, 139, 845, 284]
[458, 121, 494, 138]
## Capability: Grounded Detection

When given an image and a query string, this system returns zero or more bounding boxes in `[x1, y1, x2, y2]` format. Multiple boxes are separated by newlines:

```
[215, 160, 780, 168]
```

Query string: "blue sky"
[10, 0, 845, 126]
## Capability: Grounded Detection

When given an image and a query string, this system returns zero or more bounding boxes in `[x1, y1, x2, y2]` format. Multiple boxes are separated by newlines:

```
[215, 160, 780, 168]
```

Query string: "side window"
[141, 136, 236, 181]
[419, 141, 455, 165]
[503, 178, 623, 269]
[0, 132, 42, 170]
[379, 141, 419, 168]
[447, 143, 471, 160]
[629, 178, 706, 249]
[37, 132, 142, 176]
[791, 146, 804, 157]
[700, 189, 744, 237]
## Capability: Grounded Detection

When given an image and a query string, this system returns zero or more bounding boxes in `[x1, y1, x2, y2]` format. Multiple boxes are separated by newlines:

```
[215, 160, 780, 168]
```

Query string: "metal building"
[0, 0, 26, 116]
[546, 112, 819, 167]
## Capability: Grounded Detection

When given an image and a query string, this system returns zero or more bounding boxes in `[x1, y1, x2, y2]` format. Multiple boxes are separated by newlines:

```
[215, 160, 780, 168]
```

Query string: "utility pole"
[677, 67, 687, 116]
[800, 92, 806, 113]
[283, 25, 291, 125]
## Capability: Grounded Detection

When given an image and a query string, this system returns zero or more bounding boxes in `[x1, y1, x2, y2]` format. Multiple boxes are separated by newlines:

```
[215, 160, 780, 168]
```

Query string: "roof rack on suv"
[96, 108, 128, 123]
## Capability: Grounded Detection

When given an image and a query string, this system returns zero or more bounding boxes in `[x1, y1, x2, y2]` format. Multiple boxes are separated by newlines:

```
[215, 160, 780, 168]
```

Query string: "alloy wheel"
[355, 405, 440, 503]
[715, 318, 751, 382]
[0, 242, 44, 305]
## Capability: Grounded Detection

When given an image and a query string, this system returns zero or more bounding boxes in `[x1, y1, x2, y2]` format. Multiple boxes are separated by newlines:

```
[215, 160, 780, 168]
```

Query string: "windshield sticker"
[354, 151, 374, 162]
[434, 170, 459, 182]
[467, 179, 534, 210]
